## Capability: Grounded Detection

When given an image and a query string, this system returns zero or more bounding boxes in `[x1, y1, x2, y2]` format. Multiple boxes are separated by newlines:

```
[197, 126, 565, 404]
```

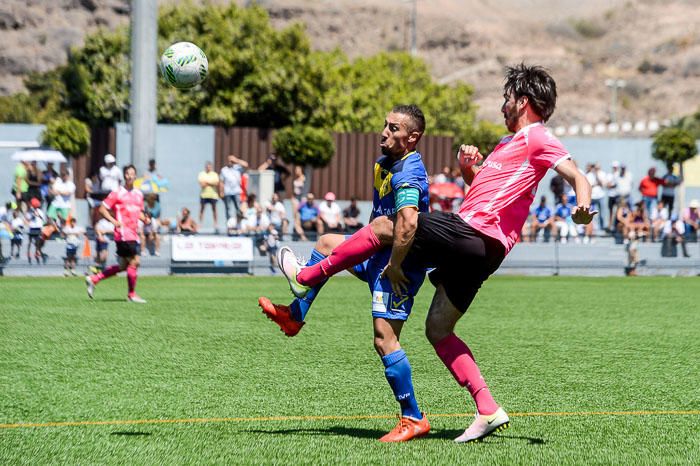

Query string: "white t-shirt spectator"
[63, 224, 84, 247]
[100, 165, 123, 192]
[586, 170, 606, 201]
[51, 178, 76, 209]
[319, 201, 342, 228]
[267, 201, 287, 226]
[220, 164, 244, 196]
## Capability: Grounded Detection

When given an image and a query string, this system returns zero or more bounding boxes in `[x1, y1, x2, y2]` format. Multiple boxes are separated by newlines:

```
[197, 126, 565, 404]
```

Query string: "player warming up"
[259, 104, 432, 442]
[279, 64, 596, 443]
[85, 164, 148, 303]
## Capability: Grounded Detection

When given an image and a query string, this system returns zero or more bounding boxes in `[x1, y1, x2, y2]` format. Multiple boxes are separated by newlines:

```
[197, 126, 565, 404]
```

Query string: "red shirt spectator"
[638, 167, 664, 198]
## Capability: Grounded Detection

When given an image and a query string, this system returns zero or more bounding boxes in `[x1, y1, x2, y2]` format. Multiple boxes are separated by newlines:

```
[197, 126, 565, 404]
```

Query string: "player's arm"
[457, 144, 483, 186]
[555, 159, 596, 224]
[382, 187, 420, 296]
[98, 203, 121, 228]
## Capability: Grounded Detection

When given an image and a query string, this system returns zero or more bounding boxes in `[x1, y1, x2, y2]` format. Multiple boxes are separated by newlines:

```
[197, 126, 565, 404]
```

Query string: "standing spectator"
[41, 162, 59, 207]
[683, 199, 699, 242]
[84, 171, 102, 226]
[616, 164, 633, 206]
[258, 154, 290, 197]
[48, 168, 75, 222]
[319, 191, 343, 233]
[10, 209, 25, 259]
[198, 161, 220, 232]
[26, 198, 46, 264]
[263, 228, 280, 273]
[219, 154, 248, 222]
[663, 214, 690, 257]
[638, 167, 664, 213]
[294, 192, 321, 241]
[177, 207, 198, 235]
[26, 161, 42, 207]
[549, 173, 565, 205]
[292, 166, 306, 202]
[266, 192, 289, 239]
[606, 161, 621, 230]
[530, 195, 553, 242]
[554, 193, 578, 243]
[99, 154, 123, 193]
[144, 194, 161, 256]
[661, 165, 682, 214]
[13, 161, 29, 208]
[343, 196, 364, 233]
[586, 163, 607, 231]
[62, 217, 84, 276]
[433, 165, 452, 184]
[650, 200, 669, 242]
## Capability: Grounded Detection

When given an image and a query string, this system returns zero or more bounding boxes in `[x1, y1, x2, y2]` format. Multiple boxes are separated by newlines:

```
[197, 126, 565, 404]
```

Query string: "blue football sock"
[290, 249, 328, 322]
[382, 349, 422, 420]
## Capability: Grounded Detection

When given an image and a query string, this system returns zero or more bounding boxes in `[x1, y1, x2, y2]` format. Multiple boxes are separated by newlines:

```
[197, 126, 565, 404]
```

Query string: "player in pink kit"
[85, 164, 148, 303]
[279, 64, 596, 442]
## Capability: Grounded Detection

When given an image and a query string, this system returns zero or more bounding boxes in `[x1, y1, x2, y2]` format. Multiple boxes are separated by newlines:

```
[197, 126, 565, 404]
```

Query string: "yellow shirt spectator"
[198, 169, 220, 200]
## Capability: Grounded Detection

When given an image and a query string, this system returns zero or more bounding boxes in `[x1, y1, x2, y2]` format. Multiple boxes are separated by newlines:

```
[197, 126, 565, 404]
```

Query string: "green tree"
[676, 109, 700, 140]
[652, 127, 698, 167]
[41, 117, 91, 158]
[272, 126, 335, 168]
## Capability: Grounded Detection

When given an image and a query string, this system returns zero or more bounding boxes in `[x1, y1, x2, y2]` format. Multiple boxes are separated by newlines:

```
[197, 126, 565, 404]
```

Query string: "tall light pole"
[410, 0, 417, 56]
[605, 78, 626, 125]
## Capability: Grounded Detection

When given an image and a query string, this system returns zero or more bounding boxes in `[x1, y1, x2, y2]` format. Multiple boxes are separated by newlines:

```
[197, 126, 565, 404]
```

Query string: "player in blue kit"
[258, 104, 432, 442]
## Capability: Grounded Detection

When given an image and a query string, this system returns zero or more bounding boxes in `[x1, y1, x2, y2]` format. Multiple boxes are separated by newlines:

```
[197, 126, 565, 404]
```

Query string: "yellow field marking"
[1, 410, 699, 430]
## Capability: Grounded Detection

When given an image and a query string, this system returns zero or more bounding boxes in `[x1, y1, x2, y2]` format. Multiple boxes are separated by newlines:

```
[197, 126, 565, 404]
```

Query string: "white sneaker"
[127, 294, 147, 304]
[277, 246, 310, 298]
[85, 275, 95, 299]
[454, 408, 510, 443]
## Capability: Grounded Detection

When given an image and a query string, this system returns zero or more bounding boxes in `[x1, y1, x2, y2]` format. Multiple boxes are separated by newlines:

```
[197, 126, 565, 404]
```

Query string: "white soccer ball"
[159, 42, 208, 89]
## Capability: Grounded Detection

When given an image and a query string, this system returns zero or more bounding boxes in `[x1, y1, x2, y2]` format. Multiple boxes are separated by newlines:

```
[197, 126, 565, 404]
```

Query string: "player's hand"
[571, 205, 597, 224]
[381, 263, 409, 296]
[112, 220, 122, 229]
[456, 144, 483, 167]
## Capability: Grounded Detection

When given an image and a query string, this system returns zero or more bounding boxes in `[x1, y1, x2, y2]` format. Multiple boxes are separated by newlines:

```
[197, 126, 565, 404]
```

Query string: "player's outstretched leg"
[277, 246, 310, 298]
[258, 297, 304, 337]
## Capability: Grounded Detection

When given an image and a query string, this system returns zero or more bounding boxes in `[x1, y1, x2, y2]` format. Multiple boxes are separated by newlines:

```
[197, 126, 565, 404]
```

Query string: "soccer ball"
[159, 42, 208, 89]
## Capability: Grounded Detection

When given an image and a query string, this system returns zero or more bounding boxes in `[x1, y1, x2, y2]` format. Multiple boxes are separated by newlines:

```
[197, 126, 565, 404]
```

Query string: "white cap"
[104, 154, 116, 164]
[611, 160, 620, 168]
[690, 199, 699, 209]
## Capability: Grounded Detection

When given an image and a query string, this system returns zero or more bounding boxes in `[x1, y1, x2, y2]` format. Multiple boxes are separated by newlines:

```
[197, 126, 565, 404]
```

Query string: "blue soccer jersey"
[354, 151, 430, 321]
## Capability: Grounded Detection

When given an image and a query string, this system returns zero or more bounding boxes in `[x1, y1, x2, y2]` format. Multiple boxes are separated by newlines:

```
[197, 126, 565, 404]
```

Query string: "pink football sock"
[434, 333, 499, 415]
[296, 224, 382, 287]
[93, 265, 120, 284]
[126, 266, 138, 295]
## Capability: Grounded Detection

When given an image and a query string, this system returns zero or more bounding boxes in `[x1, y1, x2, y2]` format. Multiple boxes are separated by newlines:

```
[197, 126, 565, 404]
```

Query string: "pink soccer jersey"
[102, 186, 144, 242]
[458, 123, 571, 253]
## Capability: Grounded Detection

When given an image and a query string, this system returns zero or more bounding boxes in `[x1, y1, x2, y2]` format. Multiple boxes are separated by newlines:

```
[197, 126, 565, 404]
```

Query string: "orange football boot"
[379, 414, 430, 442]
[258, 296, 304, 337]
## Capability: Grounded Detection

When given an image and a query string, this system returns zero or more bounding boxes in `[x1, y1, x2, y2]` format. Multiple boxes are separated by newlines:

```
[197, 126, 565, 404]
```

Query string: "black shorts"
[406, 211, 505, 312]
[200, 198, 217, 207]
[116, 241, 140, 258]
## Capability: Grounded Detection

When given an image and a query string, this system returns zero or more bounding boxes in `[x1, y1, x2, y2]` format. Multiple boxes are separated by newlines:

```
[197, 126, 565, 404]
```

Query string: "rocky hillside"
[2, 0, 699, 127]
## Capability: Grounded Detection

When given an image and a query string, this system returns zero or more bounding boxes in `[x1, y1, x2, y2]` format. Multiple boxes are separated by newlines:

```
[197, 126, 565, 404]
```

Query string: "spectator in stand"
[663, 214, 690, 257]
[226, 216, 240, 236]
[343, 196, 364, 233]
[84, 171, 102, 226]
[294, 192, 321, 241]
[606, 161, 621, 230]
[26, 161, 42, 208]
[433, 165, 452, 184]
[240, 204, 270, 241]
[94, 217, 114, 272]
[650, 200, 669, 242]
[554, 193, 578, 243]
[144, 193, 161, 256]
[177, 207, 198, 235]
[615, 197, 632, 241]
[625, 231, 641, 276]
[530, 195, 553, 242]
[140, 211, 159, 256]
[616, 164, 633, 207]
[638, 167, 664, 213]
[99, 154, 123, 193]
[261, 228, 280, 273]
[13, 161, 29, 209]
[258, 154, 290, 197]
[41, 162, 59, 207]
[292, 166, 305, 203]
[629, 201, 651, 242]
[26, 198, 46, 264]
[660, 165, 682, 214]
[266, 192, 289, 240]
[219, 154, 248, 223]
[10, 209, 25, 259]
[62, 216, 84, 276]
[586, 163, 607, 232]
[683, 199, 699, 242]
[319, 191, 343, 233]
[198, 161, 220, 232]
[549, 173, 565, 205]
[48, 168, 75, 222]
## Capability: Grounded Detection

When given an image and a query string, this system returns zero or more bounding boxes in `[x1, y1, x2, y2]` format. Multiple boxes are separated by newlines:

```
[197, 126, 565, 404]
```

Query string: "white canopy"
[11, 149, 67, 163]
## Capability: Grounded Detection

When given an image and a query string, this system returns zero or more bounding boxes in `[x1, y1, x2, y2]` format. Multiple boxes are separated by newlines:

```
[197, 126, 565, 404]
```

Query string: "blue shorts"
[352, 247, 426, 321]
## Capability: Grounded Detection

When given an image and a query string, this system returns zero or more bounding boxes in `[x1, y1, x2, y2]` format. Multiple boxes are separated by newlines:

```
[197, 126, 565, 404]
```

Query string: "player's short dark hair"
[504, 64, 557, 122]
[392, 104, 426, 134]
[123, 164, 136, 176]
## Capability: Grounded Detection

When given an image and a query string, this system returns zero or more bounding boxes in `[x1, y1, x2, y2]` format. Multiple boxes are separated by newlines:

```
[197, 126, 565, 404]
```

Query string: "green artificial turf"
[1, 276, 699, 464]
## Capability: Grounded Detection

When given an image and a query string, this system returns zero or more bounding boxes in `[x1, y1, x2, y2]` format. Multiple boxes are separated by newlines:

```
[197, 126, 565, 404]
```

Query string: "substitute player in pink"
[279, 64, 596, 443]
[86, 164, 148, 303]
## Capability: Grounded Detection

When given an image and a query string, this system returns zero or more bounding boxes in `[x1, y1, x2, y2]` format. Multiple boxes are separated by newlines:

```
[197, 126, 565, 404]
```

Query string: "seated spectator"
[343, 197, 364, 233]
[530, 195, 553, 242]
[294, 193, 321, 241]
[650, 200, 669, 242]
[319, 191, 343, 233]
[629, 201, 651, 242]
[615, 197, 632, 241]
[683, 199, 699, 242]
[554, 193, 579, 243]
[226, 216, 240, 236]
[663, 214, 690, 257]
[62, 217, 84, 276]
[241, 204, 270, 236]
[177, 208, 198, 235]
[265, 192, 289, 240]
